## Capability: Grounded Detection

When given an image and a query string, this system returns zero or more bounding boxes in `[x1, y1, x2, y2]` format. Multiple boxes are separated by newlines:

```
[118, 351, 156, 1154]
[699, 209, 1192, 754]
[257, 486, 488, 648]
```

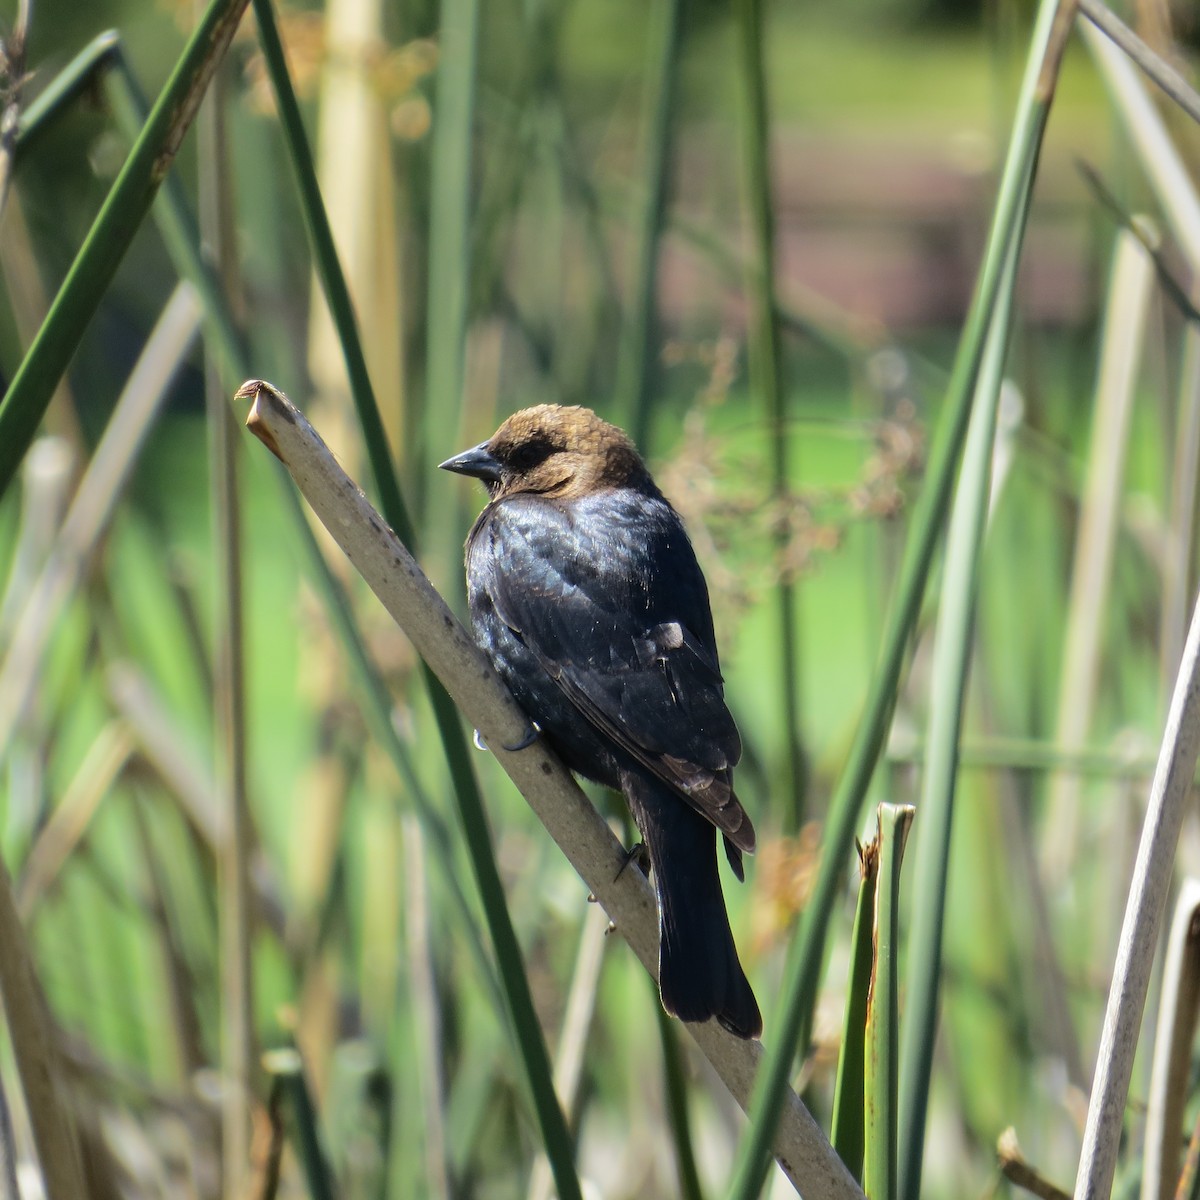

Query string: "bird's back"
[466, 487, 752, 852]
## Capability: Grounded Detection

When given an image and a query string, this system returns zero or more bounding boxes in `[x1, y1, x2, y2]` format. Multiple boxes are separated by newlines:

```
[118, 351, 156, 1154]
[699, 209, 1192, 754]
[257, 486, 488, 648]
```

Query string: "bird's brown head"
[439, 405, 655, 500]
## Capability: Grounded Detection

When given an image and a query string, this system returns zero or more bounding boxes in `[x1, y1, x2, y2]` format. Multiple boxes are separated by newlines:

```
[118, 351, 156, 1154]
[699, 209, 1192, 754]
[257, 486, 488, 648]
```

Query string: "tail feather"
[623, 770, 762, 1039]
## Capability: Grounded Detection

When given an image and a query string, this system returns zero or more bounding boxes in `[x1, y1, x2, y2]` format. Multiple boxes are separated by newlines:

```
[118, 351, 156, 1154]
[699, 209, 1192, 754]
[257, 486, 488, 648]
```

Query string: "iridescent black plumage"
[442, 405, 761, 1038]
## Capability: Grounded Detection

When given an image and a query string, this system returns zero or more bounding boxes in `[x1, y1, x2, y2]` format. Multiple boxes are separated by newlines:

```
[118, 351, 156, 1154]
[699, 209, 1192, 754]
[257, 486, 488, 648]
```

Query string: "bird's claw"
[502, 722, 540, 752]
[614, 842, 650, 883]
[473, 722, 540, 753]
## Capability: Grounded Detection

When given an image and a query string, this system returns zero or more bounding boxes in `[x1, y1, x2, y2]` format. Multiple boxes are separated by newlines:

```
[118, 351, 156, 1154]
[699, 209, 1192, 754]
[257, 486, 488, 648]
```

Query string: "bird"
[440, 404, 762, 1039]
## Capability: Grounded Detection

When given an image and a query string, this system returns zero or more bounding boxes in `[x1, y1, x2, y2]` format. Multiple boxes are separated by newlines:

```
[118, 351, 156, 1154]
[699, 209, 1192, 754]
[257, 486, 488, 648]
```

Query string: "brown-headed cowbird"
[440, 404, 761, 1039]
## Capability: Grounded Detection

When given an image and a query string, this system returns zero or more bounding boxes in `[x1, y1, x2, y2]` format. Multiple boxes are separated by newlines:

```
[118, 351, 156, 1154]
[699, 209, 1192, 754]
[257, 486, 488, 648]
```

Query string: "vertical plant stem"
[265, 1048, 337, 1200]
[831, 841, 880, 1183]
[1081, 20, 1200, 267]
[199, 52, 256, 1196]
[733, 0, 805, 831]
[308, 0, 404, 462]
[250, 0, 413, 545]
[1161, 316, 1200, 684]
[1178, 1115, 1200, 1200]
[103, 50, 506, 1016]
[0, 282, 201, 769]
[423, 0, 478, 561]
[0, 0, 249, 499]
[725, 2, 1071, 1193]
[528, 904, 609, 1200]
[1074, 584, 1200, 1200]
[424, 687, 585, 1200]
[0, 0, 31, 223]
[14, 30, 120, 159]
[0, 1070, 18, 1200]
[0, 857, 87, 1200]
[655, 1000, 706, 1200]
[863, 804, 914, 1200]
[898, 235, 1021, 1200]
[1141, 880, 1200, 1200]
[249, 12, 585, 1192]
[402, 816, 452, 1200]
[1078, 0, 1200, 129]
[615, 0, 682, 449]
[1042, 228, 1156, 880]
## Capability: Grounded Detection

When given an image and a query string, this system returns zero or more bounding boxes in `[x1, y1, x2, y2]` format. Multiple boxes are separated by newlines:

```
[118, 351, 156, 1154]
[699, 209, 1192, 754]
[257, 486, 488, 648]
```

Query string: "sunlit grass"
[2, 0, 1200, 1197]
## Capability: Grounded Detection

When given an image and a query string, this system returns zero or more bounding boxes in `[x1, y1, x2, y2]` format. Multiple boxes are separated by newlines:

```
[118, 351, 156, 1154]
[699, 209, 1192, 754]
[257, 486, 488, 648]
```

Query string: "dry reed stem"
[1078, 0, 1200, 127]
[1074, 591, 1200, 1199]
[1042, 229, 1156, 881]
[0, 854, 86, 1199]
[0, 282, 202, 767]
[1140, 879, 1200, 1200]
[528, 903, 610, 1200]
[402, 815, 451, 1200]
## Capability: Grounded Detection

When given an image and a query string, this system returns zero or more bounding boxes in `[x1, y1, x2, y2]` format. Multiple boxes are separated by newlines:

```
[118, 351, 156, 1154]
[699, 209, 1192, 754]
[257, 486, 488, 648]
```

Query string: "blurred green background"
[2, 0, 1200, 1197]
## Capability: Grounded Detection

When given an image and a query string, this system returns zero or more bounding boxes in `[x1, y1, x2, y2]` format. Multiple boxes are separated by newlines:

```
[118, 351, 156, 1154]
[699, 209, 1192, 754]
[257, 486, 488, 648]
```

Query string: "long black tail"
[623, 770, 762, 1039]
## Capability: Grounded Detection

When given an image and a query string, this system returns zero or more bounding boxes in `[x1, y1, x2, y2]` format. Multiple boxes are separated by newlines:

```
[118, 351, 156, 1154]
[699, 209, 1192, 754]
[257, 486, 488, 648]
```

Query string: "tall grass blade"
[1082, 20, 1200, 268]
[528, 905, 610, 1200]
[1074, 595, 1200, 1198]
[16, 722, 134, 918]
[0, 1, 32, 222]
[198, 60, 256, 1197]
[0, 439, 72, 644]
[1078, 0, 1200, 127]
[1163, 321, 1200, 683]
[830, 840, 879, 1183]
[250, 0, 412, 544]
[897, 232, 1021, 1200]
[15, 30, 120, 159]
[308, 0, 405, 469]
[424, 0, 478, 455]
[0, 283, 201, 767]
[1178, 1121, 1200, 1200]
[401, 816, 452, 1200]
[265, 1048, 338, 1200]
[655, 1001, 706, 1200]
[237, 13, 584, 1167]
[615, 0, 681, 449]
[1141, 880, 1200, 1200]
[1042, 228, 1156, 880]
[863, 804, 913, 1200]
[0, 865, 87, 1199]
[0, 0, 249, 499]
[0, 1072, 18, 1200]
[101, 55, 505, 1012]
[422, 688, 585, 1200]
[726, 1, 1072, 1192]
[733, 0, 806, 831]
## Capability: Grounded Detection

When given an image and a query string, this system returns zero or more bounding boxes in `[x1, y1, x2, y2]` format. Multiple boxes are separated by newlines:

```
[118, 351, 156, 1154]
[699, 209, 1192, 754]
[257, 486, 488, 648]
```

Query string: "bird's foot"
[473, 722, 541, 753]
[584, 893, 616, 934]
[614, 842, 650, 882]
[502, 721, 540, 752]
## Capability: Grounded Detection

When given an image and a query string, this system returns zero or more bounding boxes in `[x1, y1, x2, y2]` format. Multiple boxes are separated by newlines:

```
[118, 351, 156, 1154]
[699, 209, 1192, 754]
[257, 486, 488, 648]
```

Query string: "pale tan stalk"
[1042, 229, 1157, 879]
[527, 903, 610, 1200]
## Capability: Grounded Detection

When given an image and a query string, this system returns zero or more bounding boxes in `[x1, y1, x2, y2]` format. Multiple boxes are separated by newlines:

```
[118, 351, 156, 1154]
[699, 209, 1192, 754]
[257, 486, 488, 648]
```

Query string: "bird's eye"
[506, 435, 556, 472]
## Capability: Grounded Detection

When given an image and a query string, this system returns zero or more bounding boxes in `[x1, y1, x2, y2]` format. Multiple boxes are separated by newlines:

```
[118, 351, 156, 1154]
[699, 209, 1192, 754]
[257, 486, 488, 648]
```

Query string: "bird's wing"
[479, 496, 754, 852]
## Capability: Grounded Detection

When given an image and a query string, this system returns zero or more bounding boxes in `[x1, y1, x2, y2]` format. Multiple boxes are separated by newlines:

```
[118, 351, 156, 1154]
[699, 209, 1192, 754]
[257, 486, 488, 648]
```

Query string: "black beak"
[439, 441, 503, 484]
